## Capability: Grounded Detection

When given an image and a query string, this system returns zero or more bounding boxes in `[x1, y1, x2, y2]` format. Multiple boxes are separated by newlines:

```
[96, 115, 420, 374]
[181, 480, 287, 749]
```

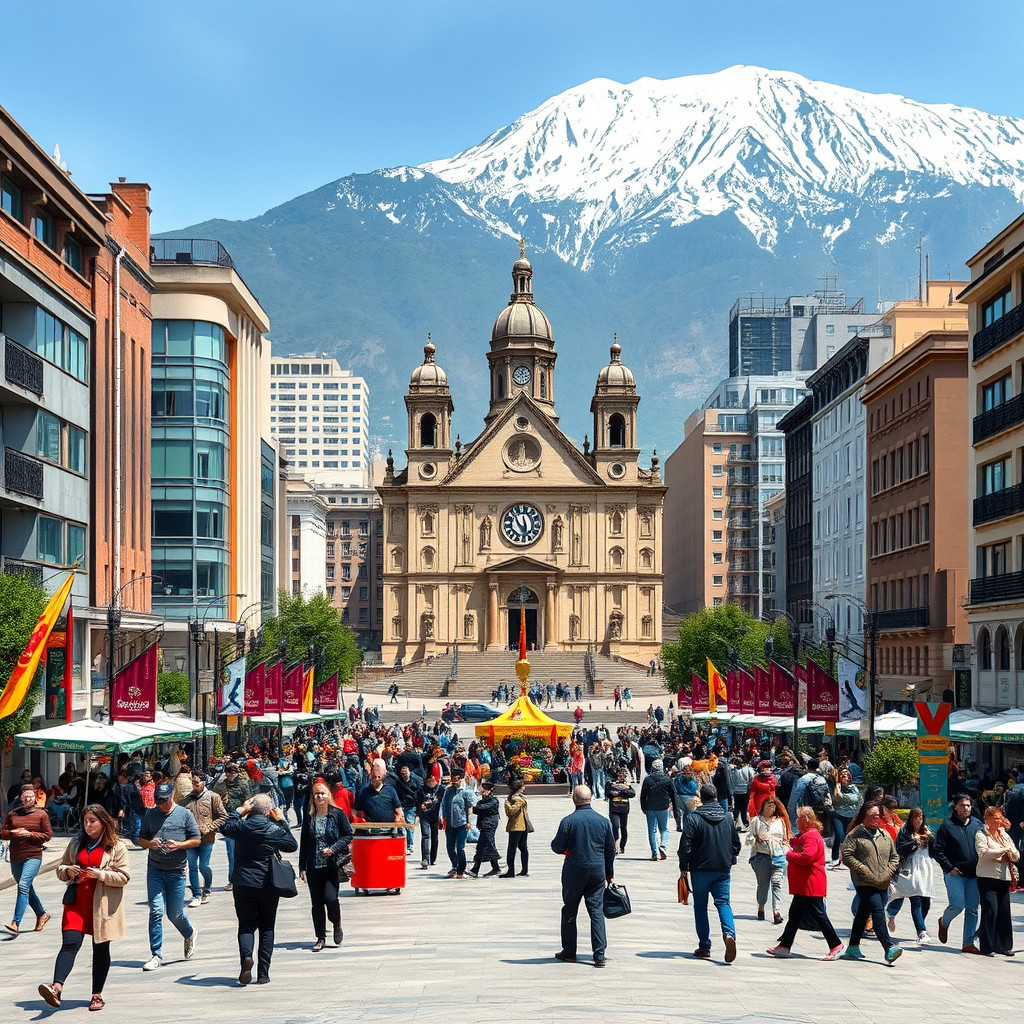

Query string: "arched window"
[609, 546, 624, 570]
[609, 510, 623, 536]
[998, 626, 1011, 671]
[640, 547, 654, 569]
[496, 374, 505, 399]
[979, 628, 993, 670]
[419, 412, 436, 448]
[391, 548, 404, 571]
[422, 546, 435, 570]
[608, 413, 626, 448]
[1015, 624, 1024, 670]
[540, 371, 547, 399]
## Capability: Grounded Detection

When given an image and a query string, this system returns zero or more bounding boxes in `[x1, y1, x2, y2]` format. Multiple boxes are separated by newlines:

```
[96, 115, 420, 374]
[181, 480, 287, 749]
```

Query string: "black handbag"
[62, 882, 79, 907]
[269, 852, 298, 898]
[603, 882, 631, 919]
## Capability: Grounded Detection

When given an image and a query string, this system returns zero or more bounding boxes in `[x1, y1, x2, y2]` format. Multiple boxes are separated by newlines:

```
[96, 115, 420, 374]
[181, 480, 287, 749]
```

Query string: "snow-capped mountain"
[417, 65, 1024, 264]
[170, 67, 1024, 456]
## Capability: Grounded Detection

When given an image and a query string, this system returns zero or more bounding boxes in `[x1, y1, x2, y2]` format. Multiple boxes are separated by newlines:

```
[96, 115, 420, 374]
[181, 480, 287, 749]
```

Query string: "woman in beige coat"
[39, 804, 130, 1011]
[975, 805, 1019, 956]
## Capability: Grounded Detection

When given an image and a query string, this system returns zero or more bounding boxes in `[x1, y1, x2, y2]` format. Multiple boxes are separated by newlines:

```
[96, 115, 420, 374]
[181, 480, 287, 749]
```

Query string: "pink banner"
[807, 660, 840, 722]
[754, 665, 772, 716]
[264, 660, 282, 713]
[315, 672, 339, 711]
[110, 644, 158, 723]
[769, 662, 796, 716]
[282, 663, 303, 713]
[691, 672, 709, 713]
[244, 662, 266, 716]
[739, 669, 755, 714]
[727, 669, 738, 712]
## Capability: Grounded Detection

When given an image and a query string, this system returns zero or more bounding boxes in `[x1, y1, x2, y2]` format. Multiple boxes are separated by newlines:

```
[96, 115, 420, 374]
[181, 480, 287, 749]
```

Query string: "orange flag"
[707, 658, 727, 714]
[302, 665, 315, 714]
[0, 573, 75, 719]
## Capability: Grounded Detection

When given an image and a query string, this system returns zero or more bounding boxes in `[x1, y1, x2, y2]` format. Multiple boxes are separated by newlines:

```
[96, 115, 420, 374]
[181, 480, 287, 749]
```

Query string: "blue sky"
[6, 0, 1023, 231]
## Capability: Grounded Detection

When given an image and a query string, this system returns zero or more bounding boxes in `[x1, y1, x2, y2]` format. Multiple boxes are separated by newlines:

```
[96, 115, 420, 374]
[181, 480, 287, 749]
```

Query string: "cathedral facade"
[379, 252, 665, 665]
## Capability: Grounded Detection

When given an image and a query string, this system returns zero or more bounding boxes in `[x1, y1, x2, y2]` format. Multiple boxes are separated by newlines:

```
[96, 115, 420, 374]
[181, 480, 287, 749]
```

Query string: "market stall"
[474, 694, 573, 748]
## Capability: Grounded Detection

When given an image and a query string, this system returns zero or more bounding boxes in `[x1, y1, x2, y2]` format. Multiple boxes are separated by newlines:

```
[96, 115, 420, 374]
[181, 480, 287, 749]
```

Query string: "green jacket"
[840, 824, 899, 890]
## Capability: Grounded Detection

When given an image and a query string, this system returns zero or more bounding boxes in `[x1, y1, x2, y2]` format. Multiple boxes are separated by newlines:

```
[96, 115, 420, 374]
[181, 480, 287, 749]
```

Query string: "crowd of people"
[4, 706, 1024, 1007]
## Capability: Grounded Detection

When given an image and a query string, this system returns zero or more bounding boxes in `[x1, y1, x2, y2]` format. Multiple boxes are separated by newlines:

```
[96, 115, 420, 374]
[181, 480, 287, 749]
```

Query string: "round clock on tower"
[502, 503, 543, 546]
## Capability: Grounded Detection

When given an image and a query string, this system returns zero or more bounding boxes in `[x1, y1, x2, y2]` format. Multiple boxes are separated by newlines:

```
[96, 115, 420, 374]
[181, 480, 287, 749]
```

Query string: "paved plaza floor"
[4, 793, 1024, 1023]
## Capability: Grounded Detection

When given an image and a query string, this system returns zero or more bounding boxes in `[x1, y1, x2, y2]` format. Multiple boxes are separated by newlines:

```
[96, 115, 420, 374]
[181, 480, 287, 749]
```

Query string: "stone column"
[545, 582, 558, 650]
[486, 582, 500, 650]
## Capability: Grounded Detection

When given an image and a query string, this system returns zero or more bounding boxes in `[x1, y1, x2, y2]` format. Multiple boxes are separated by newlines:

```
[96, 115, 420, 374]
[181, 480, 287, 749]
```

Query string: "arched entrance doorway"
[506, 587, 539, 650]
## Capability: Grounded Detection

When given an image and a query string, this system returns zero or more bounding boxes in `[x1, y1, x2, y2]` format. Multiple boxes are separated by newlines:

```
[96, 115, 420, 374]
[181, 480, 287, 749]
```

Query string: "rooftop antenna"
[916, 234, 924, 304]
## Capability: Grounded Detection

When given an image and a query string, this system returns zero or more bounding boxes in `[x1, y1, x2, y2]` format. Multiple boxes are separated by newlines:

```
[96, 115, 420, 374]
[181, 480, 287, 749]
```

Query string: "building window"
[34, 207, 55, 249]
[711, 465, 723, 477]
[982, 285, 1014, 328]
[37, 515, 64, 564]
[712, 487, 723, 498]
[712, 509, 723, 520]
[1, 175, 23, 221]
[713, 575, 723, 586]
[712, 552, 722, 564]
[982, 373, 1013, 412]
[608, 413, 626, 448]
[712, 530, 722, 542]
[63, 235, 82, 273]
[980, 457, 1011, 495]
[419, 413, 437, 447]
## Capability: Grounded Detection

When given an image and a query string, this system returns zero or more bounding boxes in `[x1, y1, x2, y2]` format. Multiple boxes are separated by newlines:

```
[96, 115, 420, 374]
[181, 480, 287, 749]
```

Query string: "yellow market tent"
[474, 694, 573, 746]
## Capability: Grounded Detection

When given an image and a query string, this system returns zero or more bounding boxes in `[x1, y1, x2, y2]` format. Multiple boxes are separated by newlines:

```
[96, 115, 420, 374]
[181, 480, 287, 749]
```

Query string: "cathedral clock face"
[502, 503, 543, 546]
[512, 364, 532, 387]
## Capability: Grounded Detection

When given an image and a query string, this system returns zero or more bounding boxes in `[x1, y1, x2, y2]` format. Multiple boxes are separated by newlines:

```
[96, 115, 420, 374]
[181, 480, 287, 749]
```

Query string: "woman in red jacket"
[747, 761, 777, 821]
[767, 807, 844, 960]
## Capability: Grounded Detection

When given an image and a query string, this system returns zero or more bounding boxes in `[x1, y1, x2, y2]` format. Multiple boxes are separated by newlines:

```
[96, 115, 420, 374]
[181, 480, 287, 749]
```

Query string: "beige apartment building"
[962, 213, 1024, 709]
[862, 328, 969, 703]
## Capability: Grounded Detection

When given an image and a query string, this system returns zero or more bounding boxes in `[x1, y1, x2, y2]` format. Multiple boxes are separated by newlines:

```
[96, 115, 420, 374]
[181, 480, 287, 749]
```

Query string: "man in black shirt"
[353, 759, 403, 830]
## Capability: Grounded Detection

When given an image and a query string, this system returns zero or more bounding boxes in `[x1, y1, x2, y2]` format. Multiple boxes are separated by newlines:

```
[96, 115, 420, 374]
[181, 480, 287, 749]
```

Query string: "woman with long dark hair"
[298, 779, 353, 952]
[38, 804, 130, 1011]
[886, 807, 936, 942]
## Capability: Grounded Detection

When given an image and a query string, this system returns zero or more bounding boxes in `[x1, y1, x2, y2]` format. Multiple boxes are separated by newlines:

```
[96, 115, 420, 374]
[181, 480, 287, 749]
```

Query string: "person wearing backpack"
[787, 759, 828, 827]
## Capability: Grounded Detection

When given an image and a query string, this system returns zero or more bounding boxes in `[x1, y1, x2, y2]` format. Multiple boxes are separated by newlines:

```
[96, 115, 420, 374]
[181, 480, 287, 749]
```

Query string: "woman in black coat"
[219, 793, 298, 985]
[298, 780, 353, 952]
[468, 781, 501, 877]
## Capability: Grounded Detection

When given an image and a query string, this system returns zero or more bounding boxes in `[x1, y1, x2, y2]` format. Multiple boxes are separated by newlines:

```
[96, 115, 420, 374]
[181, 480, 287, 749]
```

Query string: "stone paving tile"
[2, 794, 1024, 1022]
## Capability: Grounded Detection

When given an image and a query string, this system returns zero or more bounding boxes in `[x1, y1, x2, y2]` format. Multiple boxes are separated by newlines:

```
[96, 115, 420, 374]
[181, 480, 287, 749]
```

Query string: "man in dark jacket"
[390, 765, 424, 855]
[606, 770, 635, 854]
[550, 785, 615, 968]
[933, 793, 983, 953]
[640, 759, 679, 861]
[678, 783, 741, 962]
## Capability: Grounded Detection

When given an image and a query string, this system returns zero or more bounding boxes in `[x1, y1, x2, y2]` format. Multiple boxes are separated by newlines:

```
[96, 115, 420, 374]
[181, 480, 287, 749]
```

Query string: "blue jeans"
[690, 870, 735, 951]
[224, 837, 236, 883]
[445, 824, 468, 874]
[11, 857, 45, 925]
[403, 807, 417, 852]
[887, 895, 931, 934]
[592, 768, 607, 799]
[940, 872, 979, 947]
[147, 867, 194, 957]
[187, 842, 214, 898]
[124, 808, 141, 843]
[831, 814, 853, 860]
[645, 809, 669, 855]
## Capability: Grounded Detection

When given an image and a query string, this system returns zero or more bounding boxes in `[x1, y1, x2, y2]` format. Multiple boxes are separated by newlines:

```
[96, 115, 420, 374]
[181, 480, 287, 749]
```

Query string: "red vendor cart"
[349, 823, 408, 895]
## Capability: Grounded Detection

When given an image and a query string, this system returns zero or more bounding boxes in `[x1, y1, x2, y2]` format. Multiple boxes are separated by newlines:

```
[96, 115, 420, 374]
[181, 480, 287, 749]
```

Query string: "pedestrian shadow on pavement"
[175, 974, 241, 987]
[500, 957, 569, 965]
[14, 998, 87, 1018]
[635, 951, 698, 959]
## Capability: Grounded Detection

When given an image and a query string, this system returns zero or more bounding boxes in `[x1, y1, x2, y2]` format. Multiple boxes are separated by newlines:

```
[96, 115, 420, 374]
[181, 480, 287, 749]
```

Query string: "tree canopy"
[660, 604, 794, 696]
[254, 590, 363, 684]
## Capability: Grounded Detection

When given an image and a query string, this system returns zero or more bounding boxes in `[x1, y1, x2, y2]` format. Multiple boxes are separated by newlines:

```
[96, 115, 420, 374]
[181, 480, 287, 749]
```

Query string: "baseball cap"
[154, 782, 175, 801]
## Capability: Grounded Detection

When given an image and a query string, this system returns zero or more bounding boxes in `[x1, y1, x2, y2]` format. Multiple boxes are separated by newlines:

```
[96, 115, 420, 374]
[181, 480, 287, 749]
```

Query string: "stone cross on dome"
[518, 237, 526, 260]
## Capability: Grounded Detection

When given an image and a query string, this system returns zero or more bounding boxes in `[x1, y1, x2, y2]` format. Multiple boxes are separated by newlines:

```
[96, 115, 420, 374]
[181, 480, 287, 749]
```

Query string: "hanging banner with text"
[315, 672, 339, 711]
[264, 660, 282, 713]
[690, 672, 709, 714]
[282, 663, 304, 713]
[739, 669, 755, 715]
[110, 644, 158, 723]
[754, 665, 771, 716]
[243, 662, 265, 717]
[916, 701, 952, 828]
[221, 656, 245, 716]
[807, 660, 840, 723]
[769, 662, 796, 716]
[44, 608, 73, 722]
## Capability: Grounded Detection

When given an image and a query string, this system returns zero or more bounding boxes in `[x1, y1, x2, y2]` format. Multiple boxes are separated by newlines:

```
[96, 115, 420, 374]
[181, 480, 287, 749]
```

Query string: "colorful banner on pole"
[0, 572, 75, 720]
[707, 658, 727, 713]
[916, 701, 952, 828]
[769, 662, 796, 716]
[282, 663, 303, 713]
[221, 656, 245, 716]
[691, 672, 709, 713]
[110, 643, 158, 723]
[315, 672, 339, 711]
[726, 669, 737, 712]
[264, 660, 282, 713]
[44, 607, 73, 722]
[738, 668, 755, 715]
[243, 662, 265, 717]
[837, 655, 867, 721]
[302, 665, 315, 714]
[807, 660, 840, 722]
[753, 665, 771, 715]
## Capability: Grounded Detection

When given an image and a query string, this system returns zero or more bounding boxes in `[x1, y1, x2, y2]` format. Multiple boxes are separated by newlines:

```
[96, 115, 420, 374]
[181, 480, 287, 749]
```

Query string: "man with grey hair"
[551, 785, 616, 967]
[640, 757, 678, 861]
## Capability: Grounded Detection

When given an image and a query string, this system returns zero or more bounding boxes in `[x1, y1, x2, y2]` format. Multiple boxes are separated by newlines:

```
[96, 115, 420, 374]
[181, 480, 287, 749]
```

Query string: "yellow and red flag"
[302, 664, 315, 714]
[707, 657, 727, 714]
[0, 573, 75, 720]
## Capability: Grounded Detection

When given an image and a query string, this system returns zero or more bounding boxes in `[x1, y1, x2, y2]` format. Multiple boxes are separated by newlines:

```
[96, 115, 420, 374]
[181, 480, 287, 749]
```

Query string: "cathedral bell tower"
[405, 337, 454, 479]
[591, 337, 640, 478]
[485, 243, 558, 425]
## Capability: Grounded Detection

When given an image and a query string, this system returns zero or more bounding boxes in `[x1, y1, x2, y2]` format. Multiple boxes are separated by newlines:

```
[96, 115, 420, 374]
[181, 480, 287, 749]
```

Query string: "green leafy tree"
[862, 736, 919, 794]
[660, 604, 792, 696]
[0, 573, 49, 791]
[255, 590, 362, 684]
[157, 671, 191, 710]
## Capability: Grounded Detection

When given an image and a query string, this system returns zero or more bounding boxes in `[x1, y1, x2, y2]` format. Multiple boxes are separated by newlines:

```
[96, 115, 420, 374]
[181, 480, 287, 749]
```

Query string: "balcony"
[974, 394, 1024, 445]
[974, 303, 1024, 362]
[4, 338, 44, 396]
[728, 493, 753, 509]
[151, 238, 235, 269]
[728, 535, 756, 551]
[974, 483, 1024, 526]
[727, 448, 755, 464]
[0, 556, 44, 585]
[4, 449, 44, 500]
[875, 607, 930, 631]
[969, 570, 1024, 605]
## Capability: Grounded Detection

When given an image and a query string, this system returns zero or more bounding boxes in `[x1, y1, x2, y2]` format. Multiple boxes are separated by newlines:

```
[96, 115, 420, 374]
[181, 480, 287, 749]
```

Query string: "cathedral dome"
[409, 339, 448, 390]
[595, 340, 636, 392]
[490, 250, 554, 346]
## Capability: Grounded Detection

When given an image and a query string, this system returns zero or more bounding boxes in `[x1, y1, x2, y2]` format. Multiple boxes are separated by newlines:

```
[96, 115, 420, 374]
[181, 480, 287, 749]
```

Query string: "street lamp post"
[106, 574, 162, 699]
[191, 593, 245, 769]
[825, 592, 878, 748]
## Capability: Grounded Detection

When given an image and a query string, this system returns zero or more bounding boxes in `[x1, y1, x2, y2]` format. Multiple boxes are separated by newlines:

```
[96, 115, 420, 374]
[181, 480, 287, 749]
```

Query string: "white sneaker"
[143, 955, 162, 972]
[187, 897, 202, 908]
[918, 932, 931, 944]
[184, 928, 197, 959]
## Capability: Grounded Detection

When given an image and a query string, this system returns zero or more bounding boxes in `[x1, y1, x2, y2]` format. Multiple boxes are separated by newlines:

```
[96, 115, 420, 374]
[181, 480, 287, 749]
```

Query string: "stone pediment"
[485, 554, 560, 575]
[440, 393, 603, 487]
